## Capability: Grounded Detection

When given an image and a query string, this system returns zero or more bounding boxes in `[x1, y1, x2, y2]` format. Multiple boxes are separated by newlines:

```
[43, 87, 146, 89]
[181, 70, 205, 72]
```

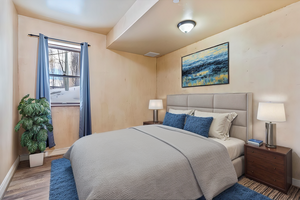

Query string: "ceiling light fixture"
[177, 20, 196, 33]
[144, 52, 160, 57]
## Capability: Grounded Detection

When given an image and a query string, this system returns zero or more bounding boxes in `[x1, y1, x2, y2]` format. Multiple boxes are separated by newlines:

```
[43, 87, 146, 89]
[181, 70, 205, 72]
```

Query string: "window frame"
[48, 44, 81, 107]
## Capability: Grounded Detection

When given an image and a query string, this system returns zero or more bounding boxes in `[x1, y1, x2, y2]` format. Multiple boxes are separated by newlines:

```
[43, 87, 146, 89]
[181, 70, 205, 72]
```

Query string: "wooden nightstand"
[244, 143, 292, 193]
[143, 121, 163, 125]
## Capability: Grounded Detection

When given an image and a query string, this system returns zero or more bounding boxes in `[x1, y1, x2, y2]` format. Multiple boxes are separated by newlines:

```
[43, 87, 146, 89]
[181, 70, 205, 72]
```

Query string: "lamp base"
[265, 144, 277, 149]
[265, 122, 276, 149]
[153, 110, 158, 122]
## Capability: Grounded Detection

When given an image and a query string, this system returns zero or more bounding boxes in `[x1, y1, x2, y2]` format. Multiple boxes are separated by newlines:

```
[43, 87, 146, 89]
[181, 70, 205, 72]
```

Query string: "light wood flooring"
[3, 155, 63, 200]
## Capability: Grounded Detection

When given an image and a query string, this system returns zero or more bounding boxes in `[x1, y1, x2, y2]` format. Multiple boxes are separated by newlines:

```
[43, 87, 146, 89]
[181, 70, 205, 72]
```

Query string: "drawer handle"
[274, 157, 276, 159]
[252, 151, 254, 153]
[274, 179, 277, 182]
[274, 167, 276, 170]
[251, 171, 254, 173]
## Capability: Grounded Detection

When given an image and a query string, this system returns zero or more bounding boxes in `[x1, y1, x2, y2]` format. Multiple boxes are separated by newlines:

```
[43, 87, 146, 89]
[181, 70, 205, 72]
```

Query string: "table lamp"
[257, 102, 286, 148]
[149, 100, 163, 122]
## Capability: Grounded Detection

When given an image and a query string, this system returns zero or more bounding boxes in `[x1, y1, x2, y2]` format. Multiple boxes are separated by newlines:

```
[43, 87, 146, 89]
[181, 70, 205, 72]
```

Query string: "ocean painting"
[182, 42, 229, 87]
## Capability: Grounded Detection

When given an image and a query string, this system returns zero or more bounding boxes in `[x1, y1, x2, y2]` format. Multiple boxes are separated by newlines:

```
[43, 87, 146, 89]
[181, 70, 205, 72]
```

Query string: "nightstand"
[244, 143, 292, 193]
[143, 121, 163, 125]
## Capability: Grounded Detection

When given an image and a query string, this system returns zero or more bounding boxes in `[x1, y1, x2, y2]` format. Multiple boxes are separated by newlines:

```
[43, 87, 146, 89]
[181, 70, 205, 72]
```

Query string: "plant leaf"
[14, 119, 23, 132]
[32, 125, 40, 134]
[38, 142, 46, 152]
[23, 117, 33, 130]
[27, 98, 35, 104]
[24, 104, 34, 116]
[26, 140, 32, 148]
[41, 116, 48, 123]
[34, 103, 41, 115]
[21, 131, 30, 147]
[43, 108, 51, 116]
[40, 105, 45, 113]
[27, 141, 38, 154]
[34, 116, 43, 124]
[17, 102, 24, 111]
[40, 98, 50, 108]
[37, 129, 48, 142]
[19, 94, 29, 105]
[27, 131, 34, 138]
[45, 123, 53, 132]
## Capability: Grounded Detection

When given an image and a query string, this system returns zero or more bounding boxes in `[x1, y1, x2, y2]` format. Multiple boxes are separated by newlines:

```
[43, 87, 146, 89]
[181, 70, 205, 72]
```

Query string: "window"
[48, 42, 80, 105]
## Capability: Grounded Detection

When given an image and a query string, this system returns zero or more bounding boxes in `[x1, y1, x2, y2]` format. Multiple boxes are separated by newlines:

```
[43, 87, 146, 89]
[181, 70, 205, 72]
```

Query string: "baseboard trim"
[19, 147, 70, 161]
[292, 178, 300, 188]
[19, 154, 29, 161]
[0, 157, 19, 199]
[44, 147, 69, 157]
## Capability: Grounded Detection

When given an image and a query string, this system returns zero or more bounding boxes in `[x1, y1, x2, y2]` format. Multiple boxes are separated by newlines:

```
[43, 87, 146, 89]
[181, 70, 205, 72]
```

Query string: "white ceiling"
[107, 0, 300, 56]
[12, 0, 136, 35]
[12, 0, 300, 56]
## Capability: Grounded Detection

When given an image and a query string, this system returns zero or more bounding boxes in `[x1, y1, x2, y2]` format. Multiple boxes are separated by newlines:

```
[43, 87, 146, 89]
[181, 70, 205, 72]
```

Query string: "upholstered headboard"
[166, 93, 252, 142]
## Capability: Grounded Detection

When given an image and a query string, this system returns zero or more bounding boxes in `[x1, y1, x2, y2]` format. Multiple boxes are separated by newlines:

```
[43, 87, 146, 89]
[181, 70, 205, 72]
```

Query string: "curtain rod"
[28, 34, 91, 47]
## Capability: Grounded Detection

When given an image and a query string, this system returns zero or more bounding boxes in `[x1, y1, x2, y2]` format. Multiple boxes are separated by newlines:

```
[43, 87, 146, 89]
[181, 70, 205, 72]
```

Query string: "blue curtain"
[79, 42, 92, 138]
[36, 33, 56, 148]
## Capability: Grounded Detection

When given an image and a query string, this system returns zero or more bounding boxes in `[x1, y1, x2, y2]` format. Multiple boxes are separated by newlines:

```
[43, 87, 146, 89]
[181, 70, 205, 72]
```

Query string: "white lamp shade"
[149, 99, 163, 110]
[177, 20, 196, 33]
[257, 102, 286, 122]
[179, 23, 194, 33]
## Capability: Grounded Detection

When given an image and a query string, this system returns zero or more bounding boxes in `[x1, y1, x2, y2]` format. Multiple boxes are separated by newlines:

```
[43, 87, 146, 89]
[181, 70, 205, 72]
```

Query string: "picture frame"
[181, 42, 229, 88]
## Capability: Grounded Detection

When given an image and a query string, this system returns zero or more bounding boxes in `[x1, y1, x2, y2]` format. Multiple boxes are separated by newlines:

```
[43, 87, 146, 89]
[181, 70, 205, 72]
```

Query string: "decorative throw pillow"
[194, 111, 237, 139]
[163, 112, 186, 129]
[183, 115, 213, 138]
[169, 108, 194, 115]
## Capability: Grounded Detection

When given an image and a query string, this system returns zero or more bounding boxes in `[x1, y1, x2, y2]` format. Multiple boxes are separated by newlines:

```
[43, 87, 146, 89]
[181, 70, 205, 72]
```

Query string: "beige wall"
[0, 0, 19, 185]
[18, 15, 157, 154]
[13, 0, 300, 183]
[157, 2, 300, 180]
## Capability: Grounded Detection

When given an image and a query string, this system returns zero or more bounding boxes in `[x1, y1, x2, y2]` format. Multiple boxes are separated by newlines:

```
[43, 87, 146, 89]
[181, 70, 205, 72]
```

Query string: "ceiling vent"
[144, 52, 160, 57]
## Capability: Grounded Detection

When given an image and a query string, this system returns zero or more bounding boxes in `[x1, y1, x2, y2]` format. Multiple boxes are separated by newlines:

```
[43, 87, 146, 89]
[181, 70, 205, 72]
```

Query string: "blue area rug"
[49, 158, 79, 200]
[50, 158, 271, 200]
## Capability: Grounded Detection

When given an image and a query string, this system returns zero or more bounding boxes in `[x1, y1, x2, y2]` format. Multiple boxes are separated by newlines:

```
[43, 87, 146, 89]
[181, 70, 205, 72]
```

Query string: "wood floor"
[3, 155, 63, 200]
[3, 155, 300, 200]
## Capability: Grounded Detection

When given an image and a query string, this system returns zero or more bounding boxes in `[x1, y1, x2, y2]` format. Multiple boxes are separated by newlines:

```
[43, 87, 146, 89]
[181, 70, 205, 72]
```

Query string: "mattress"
[209, 137, 245, 160]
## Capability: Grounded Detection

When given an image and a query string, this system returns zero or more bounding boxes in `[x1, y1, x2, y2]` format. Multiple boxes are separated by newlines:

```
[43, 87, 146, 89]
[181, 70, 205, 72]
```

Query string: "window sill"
[51, 103, 80, 107]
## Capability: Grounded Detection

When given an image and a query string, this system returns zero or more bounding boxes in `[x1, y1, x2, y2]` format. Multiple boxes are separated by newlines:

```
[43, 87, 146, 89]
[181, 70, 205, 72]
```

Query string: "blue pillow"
[163, 112, 186, 129]
[183, 115, 213, 137]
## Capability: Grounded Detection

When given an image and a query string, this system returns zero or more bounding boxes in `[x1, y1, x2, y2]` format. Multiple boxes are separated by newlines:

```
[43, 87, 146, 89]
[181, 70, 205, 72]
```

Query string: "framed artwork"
[181, 42, 229, 88]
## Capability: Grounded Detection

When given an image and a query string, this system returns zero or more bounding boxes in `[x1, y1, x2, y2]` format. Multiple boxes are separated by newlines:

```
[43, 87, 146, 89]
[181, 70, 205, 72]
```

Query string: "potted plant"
[15, 94, 53, 167]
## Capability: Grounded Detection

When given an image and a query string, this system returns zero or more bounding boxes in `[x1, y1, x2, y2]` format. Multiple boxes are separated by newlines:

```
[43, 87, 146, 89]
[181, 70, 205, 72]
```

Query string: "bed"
[65, 93, 252, 200]
[166, 93, 253, 178]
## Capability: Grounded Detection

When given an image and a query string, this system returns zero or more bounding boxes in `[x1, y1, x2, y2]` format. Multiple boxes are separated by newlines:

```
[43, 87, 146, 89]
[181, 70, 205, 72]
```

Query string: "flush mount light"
[144, 52, 160, 57]
[177, 20, 196, 33]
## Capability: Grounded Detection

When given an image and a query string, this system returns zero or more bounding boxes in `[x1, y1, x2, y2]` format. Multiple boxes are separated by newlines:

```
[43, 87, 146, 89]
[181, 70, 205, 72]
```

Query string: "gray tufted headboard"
[166, 93, 252, 142]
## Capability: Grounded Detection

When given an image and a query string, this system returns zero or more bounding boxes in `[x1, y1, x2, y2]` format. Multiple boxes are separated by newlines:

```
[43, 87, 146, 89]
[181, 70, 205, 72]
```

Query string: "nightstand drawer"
[247, 165, 285, 189]
[246, 147, 285, 165]
[244, 144, 292, 194]
[143, 121, 163, 125]
[247, 155, 284, 176]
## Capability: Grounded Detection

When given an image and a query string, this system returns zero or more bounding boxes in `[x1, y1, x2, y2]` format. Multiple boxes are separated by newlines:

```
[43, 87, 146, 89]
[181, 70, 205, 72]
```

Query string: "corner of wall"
[155, 56, 158, 98]
[0, 0, 21, 196]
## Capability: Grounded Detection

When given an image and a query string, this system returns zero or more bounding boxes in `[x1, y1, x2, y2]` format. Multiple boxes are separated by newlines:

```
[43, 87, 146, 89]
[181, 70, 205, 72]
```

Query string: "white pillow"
[169, 109, 194, 115]
[194, 111, 237, 140]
